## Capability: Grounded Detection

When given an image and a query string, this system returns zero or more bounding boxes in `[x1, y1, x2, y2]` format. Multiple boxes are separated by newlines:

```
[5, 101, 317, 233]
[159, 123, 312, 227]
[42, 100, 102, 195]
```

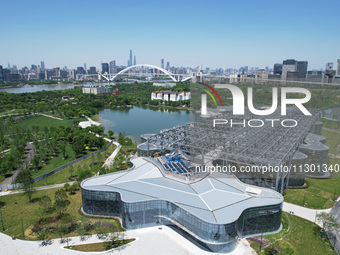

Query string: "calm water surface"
[99, 106, 192, 143]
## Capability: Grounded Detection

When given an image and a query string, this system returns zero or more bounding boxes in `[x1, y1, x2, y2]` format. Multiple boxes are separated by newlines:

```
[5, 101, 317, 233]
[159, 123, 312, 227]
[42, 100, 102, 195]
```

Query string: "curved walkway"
[282, 202, 332, 227]
[0, 225, 255, 255]
[102, 141, 121, 168]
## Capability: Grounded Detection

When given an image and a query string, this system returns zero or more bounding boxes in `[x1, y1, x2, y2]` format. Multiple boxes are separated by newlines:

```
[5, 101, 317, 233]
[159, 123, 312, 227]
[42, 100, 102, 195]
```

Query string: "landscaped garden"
[249, 212, 337, 255]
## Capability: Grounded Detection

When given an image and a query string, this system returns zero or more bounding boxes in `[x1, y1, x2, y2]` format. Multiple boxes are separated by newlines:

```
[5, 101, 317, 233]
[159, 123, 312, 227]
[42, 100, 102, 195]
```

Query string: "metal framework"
[145, 107, 321, 193]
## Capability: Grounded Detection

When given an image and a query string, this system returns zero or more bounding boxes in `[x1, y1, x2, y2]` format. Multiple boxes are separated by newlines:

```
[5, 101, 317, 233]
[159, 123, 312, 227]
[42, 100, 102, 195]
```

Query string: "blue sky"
[0, 0, 339, 70]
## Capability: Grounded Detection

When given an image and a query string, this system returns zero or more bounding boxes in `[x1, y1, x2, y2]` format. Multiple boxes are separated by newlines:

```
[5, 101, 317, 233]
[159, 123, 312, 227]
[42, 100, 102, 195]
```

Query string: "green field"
[29, 143, 76, 179]
[322, 128, 340, 155]
[32, 143, 116, 187]
[13, 115, 86, 129]
[250, 212, 336, 255]
[321, 118, 340, 131]
[284, 129, 340, 209]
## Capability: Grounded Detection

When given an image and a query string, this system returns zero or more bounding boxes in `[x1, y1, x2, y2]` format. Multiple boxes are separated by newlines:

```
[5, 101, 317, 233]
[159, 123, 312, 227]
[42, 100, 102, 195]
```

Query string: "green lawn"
[32, 143, 116, 187]
[0, 187, 122, 239]
[284, 128, 340, 209]
[321, 118, 340, 131]
[284, 177, 339, 209]
[29, 143, 76, 179]
[14, 115, 86, 129]
[249, 212, 337, 255]
[322, 128, 340, 155]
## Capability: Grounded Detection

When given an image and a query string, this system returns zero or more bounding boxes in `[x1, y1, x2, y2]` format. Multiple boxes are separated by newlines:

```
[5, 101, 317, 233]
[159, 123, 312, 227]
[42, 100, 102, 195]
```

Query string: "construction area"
[138, 106, 328, 193]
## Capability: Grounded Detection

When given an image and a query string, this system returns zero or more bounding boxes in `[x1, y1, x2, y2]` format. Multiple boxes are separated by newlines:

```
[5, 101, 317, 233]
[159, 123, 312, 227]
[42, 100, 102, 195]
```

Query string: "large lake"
[99, 107, 192, 143]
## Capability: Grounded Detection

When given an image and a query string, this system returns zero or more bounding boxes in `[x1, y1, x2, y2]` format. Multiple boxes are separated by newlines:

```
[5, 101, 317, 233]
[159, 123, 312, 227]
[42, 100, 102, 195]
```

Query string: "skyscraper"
[109, 61, 116, 74]
[282, 59, 307, 80]
[296, 61, 308, 79]
[337, 59, 340, 76]
[166, 62, 170, 70]
[134, 56, 136, 66]
[129, 50, 132, 67]
[273, 63, 282, 75]
[40, 61, 45, 71]
[89, 66, 97, 75]
[101, 63, 109, 74]
[161, 59, 164, 69]
[84, 63, 87, 70]
[0, 65, 3, 82]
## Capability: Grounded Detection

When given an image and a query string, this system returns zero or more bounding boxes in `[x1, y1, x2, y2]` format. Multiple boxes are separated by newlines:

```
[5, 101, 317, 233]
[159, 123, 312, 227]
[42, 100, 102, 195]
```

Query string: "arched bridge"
[101, 64, 192, 82]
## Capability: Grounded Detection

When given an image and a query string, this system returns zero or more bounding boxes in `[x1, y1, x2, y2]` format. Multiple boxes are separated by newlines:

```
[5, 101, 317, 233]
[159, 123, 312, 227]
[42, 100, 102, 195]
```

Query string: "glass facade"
[82, 188, 282, 253]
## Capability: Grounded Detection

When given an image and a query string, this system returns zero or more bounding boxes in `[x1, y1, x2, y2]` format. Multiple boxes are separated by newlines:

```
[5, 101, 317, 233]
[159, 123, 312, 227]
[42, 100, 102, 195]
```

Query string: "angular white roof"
[82, 157, 283, 224]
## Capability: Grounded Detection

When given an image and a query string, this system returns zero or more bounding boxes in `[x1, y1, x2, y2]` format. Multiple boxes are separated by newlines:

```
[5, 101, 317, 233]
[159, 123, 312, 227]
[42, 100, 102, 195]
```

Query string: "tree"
[31, 154, 42, 170]
[39, 195, 52, 213]
[54, 223, 67, 243]
[37, 228, 49, 246]
[108, 130, 114, 138]
[264, 243, 281, 255]
[76, 221, 88, 241]
[17, 170, 35, 202]
[54, 189, 70, 216]
[316, 212, 340, 238]
[76, 169, 92, 183]
[59, 138, 68, 159]
[72, 136, 85, 157]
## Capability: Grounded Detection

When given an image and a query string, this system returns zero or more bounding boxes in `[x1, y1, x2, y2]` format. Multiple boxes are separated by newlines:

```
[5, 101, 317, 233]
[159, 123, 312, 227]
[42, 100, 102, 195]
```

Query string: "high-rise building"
[40, 61, 45, 71]
[89, 66, 97, 75]
[77, 67, 86, 75]
[282, 59, 297, 80]
[0, 65, 3, 82]
[273, 63, 282, 75]
[166, 62, 170, 70]
[337, 59, 340, 76]
[60, 70, 68, 79]
[129, 50, 132, 67]
[31, 64, 37, 70]
[161, 59, 164, 69]
[296, 61, 308, 79]
[134, 56, 136, 66]
[101, 63, 109, 74]
[38, 72, 45, 80]
[84, 63, 87, 70]
[282, 59, 308, 80]
[109, 61, 116, 74]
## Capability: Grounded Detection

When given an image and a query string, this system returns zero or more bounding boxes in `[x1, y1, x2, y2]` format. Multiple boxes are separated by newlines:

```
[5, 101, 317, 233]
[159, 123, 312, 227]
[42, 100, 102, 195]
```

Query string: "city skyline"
[1, 0, 340, 70]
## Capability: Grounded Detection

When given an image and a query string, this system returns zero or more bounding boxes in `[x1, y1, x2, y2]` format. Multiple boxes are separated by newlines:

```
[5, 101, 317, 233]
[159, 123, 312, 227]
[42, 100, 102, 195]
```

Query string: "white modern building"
[151, 91, 190, 102]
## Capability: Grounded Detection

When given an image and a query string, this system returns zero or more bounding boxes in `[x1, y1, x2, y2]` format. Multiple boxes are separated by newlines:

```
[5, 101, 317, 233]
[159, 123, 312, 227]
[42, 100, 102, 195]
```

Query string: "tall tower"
[101, 63, 109, 74]
[84, 63, 86, 70]
[40, 61, 45, 71]
[134, 55, 136, 66]
[109, 61, 116, 74]
[0, 65, 3, 82]
[166, 62, 170, 70]
[129, 50, 132, 67]
[337, 59, 340, 76]
[161, 59, 164, 69]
